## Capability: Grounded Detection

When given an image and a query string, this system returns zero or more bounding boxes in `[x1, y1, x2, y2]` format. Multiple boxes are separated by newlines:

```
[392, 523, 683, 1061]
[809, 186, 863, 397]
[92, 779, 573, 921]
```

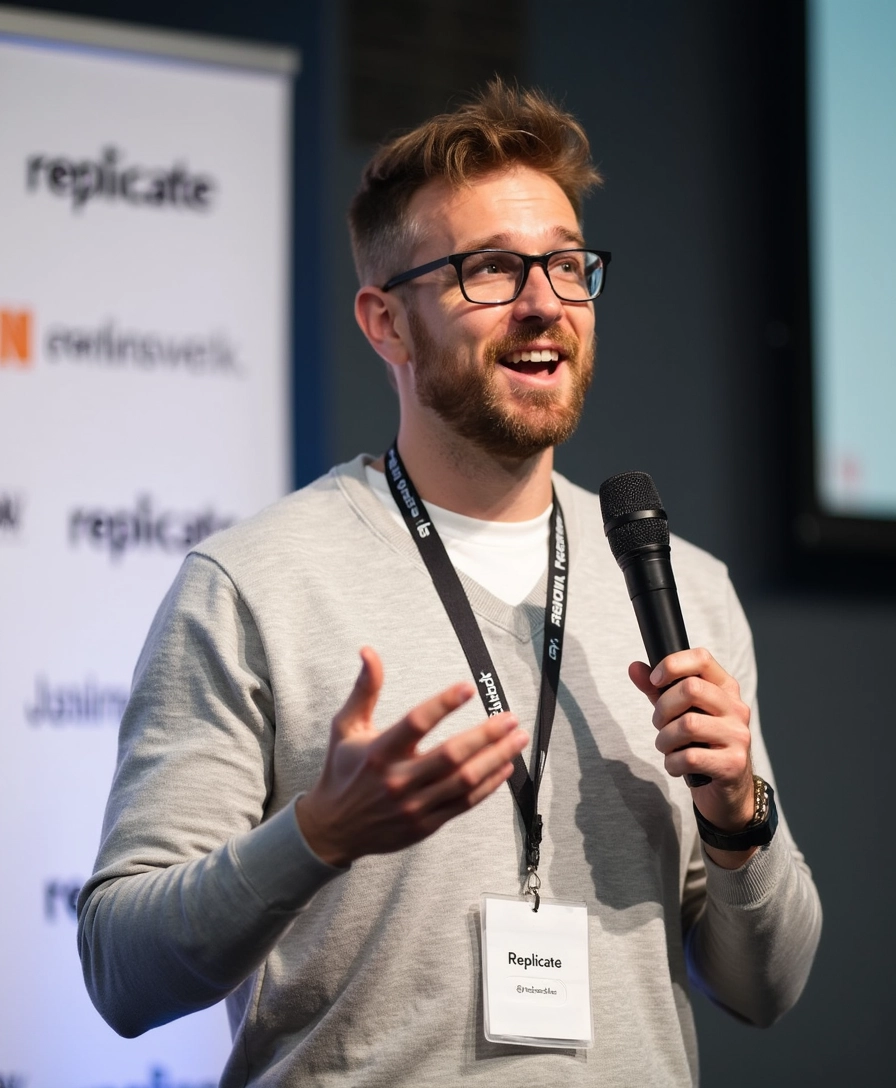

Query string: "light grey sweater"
[78, 456, 821, 1086]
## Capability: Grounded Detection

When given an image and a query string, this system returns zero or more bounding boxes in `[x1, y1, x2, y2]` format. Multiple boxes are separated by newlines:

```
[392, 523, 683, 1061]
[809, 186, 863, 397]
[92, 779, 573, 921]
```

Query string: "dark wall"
[14, 1, 895, 1083]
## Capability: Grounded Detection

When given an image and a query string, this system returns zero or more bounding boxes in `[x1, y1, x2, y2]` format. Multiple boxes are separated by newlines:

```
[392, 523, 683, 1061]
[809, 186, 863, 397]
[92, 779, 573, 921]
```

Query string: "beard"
[406, 308, 594, 460]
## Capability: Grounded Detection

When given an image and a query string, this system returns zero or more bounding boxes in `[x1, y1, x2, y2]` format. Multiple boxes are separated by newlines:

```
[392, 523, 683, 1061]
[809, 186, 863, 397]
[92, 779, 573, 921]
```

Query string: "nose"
[510, 261, 563, 325]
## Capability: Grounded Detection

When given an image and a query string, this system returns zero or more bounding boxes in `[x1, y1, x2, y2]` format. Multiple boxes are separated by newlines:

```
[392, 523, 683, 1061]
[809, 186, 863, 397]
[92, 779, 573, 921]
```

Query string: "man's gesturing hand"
[295, 646, 528, 868]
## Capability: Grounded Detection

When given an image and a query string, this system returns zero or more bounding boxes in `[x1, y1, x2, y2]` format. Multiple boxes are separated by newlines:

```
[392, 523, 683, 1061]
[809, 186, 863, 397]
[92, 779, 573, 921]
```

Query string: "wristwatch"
[693, 776, 778, 851]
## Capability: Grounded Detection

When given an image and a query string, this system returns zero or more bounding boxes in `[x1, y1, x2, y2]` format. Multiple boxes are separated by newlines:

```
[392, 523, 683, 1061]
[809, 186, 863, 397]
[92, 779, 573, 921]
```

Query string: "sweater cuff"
[701, 827, 791, 908]
[231, 801, 348, 912]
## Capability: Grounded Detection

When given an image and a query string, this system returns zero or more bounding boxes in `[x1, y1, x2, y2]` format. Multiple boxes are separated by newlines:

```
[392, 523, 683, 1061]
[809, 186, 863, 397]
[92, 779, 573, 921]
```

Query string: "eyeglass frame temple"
[381, 255, 454, 292]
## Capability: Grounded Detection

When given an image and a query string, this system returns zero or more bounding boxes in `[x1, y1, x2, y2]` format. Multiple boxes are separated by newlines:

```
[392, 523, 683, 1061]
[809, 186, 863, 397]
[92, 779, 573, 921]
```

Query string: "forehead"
[406, 166, 583, 256]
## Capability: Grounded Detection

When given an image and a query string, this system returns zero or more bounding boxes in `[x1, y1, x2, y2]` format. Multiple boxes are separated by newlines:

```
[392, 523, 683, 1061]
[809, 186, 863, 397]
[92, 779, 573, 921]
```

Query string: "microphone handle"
[620, 549, 712, 788]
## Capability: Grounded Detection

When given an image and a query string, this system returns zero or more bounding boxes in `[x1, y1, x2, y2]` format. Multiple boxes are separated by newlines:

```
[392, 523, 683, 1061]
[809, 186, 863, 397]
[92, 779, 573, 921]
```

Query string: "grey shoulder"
[186, 456, 370, 575]
[668, 532, 729, 581]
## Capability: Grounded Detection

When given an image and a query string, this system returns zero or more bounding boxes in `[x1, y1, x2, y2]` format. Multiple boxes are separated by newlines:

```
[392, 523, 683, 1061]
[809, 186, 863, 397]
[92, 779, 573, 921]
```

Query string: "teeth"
[504, 349, 561, 365]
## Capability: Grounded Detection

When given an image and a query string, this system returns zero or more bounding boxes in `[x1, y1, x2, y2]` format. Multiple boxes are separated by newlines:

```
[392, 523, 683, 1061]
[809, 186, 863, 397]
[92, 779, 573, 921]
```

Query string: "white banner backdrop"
[0, 9, 298, 1086]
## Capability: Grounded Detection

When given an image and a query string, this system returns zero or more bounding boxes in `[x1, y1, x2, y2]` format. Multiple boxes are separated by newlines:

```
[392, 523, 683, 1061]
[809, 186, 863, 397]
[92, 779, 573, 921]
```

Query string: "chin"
[458, 399, 585, 460]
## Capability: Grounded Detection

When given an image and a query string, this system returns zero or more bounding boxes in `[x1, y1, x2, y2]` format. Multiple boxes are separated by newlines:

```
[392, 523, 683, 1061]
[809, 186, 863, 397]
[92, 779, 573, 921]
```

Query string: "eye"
[463, 252, 519, 279]
[549, 252, 586, 279]
[468, 260, 501, 277]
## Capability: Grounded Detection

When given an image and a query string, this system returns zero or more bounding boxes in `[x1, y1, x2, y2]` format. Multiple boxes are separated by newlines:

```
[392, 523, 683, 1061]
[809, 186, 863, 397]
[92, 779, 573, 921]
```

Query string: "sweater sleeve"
[76, 554, 345, 1038]
[682, 578, 822, 1026]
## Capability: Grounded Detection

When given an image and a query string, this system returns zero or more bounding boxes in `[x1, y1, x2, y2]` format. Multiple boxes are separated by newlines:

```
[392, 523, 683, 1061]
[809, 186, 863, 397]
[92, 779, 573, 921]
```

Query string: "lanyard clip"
[525, 864, 542, 913]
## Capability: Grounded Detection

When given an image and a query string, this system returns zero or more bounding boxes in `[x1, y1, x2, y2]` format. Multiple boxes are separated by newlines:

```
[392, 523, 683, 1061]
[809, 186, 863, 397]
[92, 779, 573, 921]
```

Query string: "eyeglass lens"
[459, 250, 602, 303]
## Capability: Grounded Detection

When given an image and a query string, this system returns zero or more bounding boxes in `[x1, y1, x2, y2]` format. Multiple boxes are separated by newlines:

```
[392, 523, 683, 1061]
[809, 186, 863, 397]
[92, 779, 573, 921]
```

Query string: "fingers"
[628, 649, 752, 791]
[653, 672, 739, 727]
[398, 712, 525, 792]
[653, 671, 751, 795]
[425, 709, 520, 767]
[629, 649, 744, 727]
[371, 709, 527, 820]
[306, 700, 527, 863]
[405, 761, 520, 838]
[378, 718, 529, 837]
[416, 720, 528, 811]
[654, 706, 750, 762]
[648, 647, 740, 695]
[628, 661, 658, 704]
[331, 647, 384, 738]
[372, 680, 477, 760]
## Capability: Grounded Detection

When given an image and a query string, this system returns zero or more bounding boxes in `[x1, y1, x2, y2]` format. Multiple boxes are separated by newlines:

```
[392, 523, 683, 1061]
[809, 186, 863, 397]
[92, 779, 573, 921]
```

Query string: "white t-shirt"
[365, 464, 549, 606]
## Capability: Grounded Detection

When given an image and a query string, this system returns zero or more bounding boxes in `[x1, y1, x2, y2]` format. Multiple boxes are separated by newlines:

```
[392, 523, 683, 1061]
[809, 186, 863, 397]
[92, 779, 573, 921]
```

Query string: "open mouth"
[499, 348, 562, 375]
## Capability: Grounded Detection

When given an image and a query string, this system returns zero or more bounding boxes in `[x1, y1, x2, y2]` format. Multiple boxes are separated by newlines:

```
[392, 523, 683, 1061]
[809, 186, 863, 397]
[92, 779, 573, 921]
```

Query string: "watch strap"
[693, 777, 778, 851]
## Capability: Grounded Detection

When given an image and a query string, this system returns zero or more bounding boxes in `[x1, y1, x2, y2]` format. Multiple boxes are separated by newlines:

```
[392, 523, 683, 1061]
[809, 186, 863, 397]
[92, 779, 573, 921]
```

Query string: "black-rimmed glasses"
[381, 248, 612, 305]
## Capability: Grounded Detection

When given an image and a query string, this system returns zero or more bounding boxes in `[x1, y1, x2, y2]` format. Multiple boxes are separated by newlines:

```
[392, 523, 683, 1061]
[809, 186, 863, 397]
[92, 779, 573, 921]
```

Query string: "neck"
[378, 415, 555, 521]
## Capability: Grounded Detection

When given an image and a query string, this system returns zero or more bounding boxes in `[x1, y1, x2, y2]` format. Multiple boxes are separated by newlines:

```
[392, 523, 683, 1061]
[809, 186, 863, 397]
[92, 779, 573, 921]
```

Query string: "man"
[78, 83, 821, 1086]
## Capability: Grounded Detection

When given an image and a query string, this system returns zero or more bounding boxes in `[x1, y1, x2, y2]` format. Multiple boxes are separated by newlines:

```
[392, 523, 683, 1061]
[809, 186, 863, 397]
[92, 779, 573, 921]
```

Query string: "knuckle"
[734, 720, 752, 747]
[380, 771, 406, 799]
[455, 763, 480, 791]
[403, 708, 429, 735]
[720, 679, 742, 704]
[401, 797, 425, 826]
[679, 747, 703, 772]
[438, 741, 465, 772]
[681, 676, 703, 701]
[679, 712, 702, 739]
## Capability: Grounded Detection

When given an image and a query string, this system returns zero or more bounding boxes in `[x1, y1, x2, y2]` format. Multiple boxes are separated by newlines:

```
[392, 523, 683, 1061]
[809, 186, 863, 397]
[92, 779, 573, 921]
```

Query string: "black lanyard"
[384, 443, 568, 904]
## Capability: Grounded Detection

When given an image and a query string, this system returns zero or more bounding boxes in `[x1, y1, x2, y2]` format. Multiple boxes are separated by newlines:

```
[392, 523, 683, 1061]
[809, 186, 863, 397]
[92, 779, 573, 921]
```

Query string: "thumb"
[332, 646, 384, 737]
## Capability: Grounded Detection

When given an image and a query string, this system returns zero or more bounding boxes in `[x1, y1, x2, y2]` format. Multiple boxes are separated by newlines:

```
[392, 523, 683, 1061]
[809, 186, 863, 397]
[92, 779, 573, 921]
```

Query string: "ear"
[354, 286, 412, 367]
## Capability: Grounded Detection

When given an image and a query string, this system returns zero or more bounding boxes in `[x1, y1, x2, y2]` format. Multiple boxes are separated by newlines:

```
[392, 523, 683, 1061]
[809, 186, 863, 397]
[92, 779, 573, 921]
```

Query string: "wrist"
[694, 776, 778, 854]
[294, 793, 353, 869]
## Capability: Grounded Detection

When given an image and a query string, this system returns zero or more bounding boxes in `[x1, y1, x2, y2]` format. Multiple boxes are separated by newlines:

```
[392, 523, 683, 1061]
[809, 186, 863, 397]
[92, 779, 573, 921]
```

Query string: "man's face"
[398, 166, 596, 459]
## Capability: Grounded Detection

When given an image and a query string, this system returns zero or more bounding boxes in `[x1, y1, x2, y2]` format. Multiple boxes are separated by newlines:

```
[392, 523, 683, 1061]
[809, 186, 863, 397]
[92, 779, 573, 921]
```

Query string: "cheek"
[574, 308, 596, 342]
[473, 315, 516, 350]
[455, 322, 497, 363]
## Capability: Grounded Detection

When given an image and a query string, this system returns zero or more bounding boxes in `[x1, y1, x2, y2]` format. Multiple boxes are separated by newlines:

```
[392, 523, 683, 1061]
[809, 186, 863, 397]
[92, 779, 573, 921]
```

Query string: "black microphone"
[598, 471, 711, 788]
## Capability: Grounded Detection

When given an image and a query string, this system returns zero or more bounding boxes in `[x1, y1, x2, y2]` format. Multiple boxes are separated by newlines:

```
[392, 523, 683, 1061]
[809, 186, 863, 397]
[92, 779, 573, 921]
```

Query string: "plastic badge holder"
[480, 893, 593, 1050]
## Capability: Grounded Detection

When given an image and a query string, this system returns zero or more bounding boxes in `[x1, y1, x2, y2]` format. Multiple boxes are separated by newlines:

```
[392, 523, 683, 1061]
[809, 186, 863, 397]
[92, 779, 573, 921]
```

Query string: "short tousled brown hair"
[348, 79, 603, 286]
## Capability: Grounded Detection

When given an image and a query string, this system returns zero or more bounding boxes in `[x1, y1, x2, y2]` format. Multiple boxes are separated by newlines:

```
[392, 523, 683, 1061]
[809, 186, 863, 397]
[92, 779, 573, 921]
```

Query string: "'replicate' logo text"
[26, 145, 217, 212]
[69, 495, 236, 560]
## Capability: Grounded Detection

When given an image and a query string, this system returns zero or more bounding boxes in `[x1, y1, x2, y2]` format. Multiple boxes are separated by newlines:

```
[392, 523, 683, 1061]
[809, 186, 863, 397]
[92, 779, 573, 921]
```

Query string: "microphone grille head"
[598, 471, 669, 560]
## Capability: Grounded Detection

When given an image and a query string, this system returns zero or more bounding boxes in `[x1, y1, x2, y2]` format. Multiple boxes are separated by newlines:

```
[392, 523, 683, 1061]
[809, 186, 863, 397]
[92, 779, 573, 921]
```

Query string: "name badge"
[480, 893, 592, 1049]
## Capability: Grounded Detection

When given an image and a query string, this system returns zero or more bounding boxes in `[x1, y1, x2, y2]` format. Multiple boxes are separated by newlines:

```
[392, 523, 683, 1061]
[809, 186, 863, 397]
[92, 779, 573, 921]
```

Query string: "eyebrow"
[460, 227, 586, 252]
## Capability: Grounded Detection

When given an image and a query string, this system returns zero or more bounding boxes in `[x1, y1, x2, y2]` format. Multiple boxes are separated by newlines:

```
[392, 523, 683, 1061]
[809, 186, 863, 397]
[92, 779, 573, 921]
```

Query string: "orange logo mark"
[0, 309, 33, 366]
